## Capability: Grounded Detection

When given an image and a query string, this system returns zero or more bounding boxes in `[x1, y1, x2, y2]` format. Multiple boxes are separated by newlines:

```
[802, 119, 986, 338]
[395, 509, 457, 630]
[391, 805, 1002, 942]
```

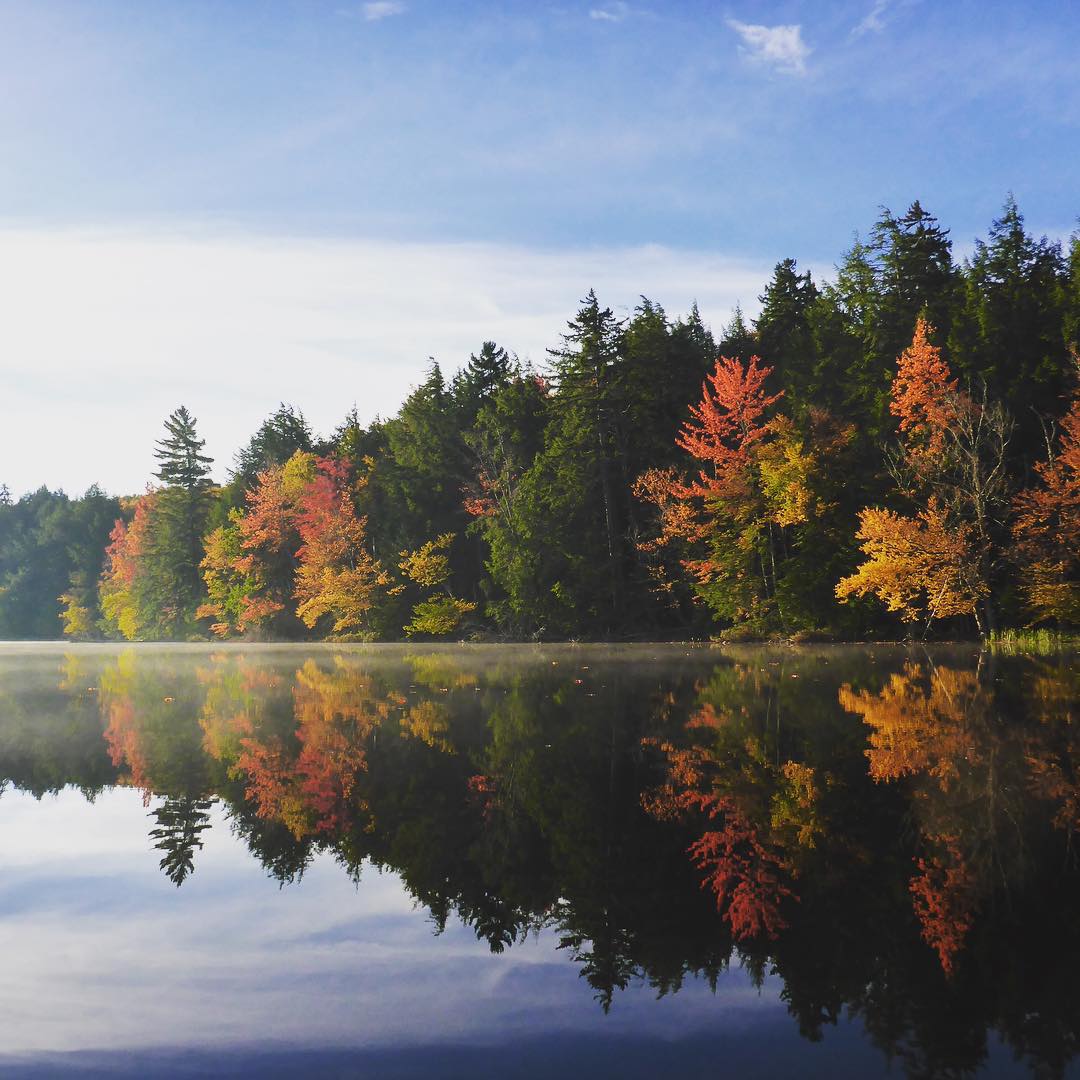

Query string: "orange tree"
[635, 355, 855, 634]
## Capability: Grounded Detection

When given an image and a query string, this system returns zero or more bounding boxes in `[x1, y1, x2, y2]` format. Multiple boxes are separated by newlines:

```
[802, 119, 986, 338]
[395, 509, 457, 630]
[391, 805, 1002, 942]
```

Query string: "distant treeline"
[2, 196, 1078, 641]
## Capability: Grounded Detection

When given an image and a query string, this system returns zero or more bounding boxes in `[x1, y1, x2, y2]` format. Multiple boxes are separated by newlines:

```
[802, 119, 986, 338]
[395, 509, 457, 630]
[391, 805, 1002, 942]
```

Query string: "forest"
[2, 196, 1078, 642]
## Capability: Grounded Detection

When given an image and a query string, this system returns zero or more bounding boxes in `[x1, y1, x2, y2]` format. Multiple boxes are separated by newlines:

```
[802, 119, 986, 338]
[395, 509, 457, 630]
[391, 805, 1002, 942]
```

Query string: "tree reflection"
[839, 655, 1079, 981]
[149, 794, 215, 886]
[0, 645, 1076, 1077]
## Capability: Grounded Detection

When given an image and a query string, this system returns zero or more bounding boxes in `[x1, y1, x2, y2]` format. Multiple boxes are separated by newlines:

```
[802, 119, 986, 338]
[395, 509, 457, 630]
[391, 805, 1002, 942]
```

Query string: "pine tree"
[149, 406, 216, 635]
[155, 406, 214, 491]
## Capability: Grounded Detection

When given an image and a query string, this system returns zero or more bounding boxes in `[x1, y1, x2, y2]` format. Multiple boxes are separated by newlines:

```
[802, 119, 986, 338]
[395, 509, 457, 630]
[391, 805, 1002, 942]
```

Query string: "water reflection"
[0, 644, 1076, 1077]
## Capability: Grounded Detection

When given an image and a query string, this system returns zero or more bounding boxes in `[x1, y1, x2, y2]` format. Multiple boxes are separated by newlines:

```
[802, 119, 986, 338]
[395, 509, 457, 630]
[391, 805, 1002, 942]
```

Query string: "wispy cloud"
[851, 0, 890, 38]
[727, 19, 810, 75]
[363, 1, 405, 21]
[0, 227, 771, 497]
[589, 2, 630, 22]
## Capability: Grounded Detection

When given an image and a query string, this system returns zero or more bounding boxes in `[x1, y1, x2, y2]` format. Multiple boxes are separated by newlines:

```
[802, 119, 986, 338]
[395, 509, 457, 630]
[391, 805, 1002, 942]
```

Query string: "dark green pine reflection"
[148, 794, 215, 887]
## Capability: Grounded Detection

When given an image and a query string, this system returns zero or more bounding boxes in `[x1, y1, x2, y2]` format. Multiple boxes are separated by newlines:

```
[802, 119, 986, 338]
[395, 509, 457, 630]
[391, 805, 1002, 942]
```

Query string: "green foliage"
[403, 595, 476, 637]
[227, 403, 313, 498]
[148, 407, 217, 635]
[0, 485, 120, 639]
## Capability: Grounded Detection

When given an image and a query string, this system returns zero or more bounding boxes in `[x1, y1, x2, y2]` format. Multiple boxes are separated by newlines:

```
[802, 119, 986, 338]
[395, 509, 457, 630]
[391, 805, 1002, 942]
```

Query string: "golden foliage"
[399, 533, 455, 588]
[835, 501, 986, 622]
[839, 662, 983, 787]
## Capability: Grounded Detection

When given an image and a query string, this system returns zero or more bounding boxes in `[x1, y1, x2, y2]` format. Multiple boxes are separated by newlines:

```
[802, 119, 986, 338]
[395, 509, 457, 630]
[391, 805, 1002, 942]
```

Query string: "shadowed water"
[0, 642, 1076, 1078]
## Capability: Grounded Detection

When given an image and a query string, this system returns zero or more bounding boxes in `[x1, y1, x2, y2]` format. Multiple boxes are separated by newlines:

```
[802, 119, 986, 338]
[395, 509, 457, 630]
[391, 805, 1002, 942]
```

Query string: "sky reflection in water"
[0, 643, 1075, 1078]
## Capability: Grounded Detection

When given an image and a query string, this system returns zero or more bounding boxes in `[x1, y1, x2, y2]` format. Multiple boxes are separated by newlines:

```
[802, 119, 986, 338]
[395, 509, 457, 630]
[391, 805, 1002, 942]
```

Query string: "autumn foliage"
[837, 319, 1011, 634]
[889, 317, 971, 467]
[677, 354, 783, 489]
[99, 493, 158, 641]
[199, 452, 391, 639]
[1012, 369, 1080, 624]
[836, 501, 985, 624]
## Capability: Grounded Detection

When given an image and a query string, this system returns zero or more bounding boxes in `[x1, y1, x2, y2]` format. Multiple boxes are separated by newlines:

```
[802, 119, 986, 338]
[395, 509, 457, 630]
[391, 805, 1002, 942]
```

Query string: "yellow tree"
[836, 502, 986, 626]
[99, 494, 157, 640]
[397, 532, 476, 637]
[837, 319, 1010, 635]
[293, 463, 391, 637]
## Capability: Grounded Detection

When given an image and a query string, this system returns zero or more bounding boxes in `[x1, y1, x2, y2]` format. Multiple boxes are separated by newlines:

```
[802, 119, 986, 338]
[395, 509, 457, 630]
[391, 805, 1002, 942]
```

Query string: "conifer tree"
[149, 406, 216, 635]
[546, 290, 627, 622]
[953, 196, 1069, 457]
[755, 259, 819, 405]
[229, 404, 313, 495]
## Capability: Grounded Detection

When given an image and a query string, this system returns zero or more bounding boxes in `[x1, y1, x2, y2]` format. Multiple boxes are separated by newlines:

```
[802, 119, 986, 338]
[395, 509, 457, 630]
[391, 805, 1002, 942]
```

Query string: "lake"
[0, 642, 1076, 1078]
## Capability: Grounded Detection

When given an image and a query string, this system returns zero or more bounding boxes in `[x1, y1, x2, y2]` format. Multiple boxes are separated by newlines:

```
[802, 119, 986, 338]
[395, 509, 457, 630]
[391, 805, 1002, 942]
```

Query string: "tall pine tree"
[149, 406, 215, 635]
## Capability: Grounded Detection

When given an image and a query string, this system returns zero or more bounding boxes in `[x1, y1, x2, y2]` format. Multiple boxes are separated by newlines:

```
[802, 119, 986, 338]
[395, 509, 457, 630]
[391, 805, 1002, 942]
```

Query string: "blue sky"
[1, 0, 1078, 495]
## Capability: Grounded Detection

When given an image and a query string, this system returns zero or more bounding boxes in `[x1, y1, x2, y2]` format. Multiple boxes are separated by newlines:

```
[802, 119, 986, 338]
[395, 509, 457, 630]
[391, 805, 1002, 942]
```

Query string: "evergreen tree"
[953, 196, 1070, 457]
[1065, 228, 1080, 351]
[229, 403, 313, 495]
[545, 291, 628, 625]
[822, 237, 888, 428]
[872, 200, 956, 363]
[382, 363, 469, 546]
[148, 406, 216, 635]
[452, 342, 516, 427]
[0, 486, 120, 639]
[716, 303, 756, 362]
[755, 259, 819, 406]
[463, 371, 551, 633]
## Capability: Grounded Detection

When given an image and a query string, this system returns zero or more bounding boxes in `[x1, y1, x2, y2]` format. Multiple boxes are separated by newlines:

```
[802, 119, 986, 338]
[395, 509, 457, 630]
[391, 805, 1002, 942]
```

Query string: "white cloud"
[363, 1, 405, 21]
[0, 227, 771, 498]
[727, 19, 810, 75]
[589, 2, 629, 21]
[851, 0, 890, 38]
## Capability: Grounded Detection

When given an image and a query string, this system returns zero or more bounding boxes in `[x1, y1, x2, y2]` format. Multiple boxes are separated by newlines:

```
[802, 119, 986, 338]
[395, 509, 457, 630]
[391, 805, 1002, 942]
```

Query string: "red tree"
[677, 354, 783, 496]
[1012, 371, 1080, 623]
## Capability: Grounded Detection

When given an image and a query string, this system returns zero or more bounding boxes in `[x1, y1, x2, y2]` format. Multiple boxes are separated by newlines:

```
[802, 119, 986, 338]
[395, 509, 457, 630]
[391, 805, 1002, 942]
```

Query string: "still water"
[0, 643, 1076, 1078]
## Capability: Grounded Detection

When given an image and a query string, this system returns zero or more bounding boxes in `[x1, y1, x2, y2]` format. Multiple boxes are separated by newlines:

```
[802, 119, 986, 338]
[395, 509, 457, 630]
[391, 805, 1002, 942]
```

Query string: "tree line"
[2, 195, 1078, 641]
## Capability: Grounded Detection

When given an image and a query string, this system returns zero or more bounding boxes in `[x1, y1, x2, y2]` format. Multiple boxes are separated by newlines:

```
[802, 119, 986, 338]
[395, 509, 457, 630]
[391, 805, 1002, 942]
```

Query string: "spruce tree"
[716, 303, 756, 362]
[872, 200, 956, 360]
[452, 341, 516, 427]
[956, 196, 1070, 458]
[755, 258, 819, 406]
[547, 290, 627, 624]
